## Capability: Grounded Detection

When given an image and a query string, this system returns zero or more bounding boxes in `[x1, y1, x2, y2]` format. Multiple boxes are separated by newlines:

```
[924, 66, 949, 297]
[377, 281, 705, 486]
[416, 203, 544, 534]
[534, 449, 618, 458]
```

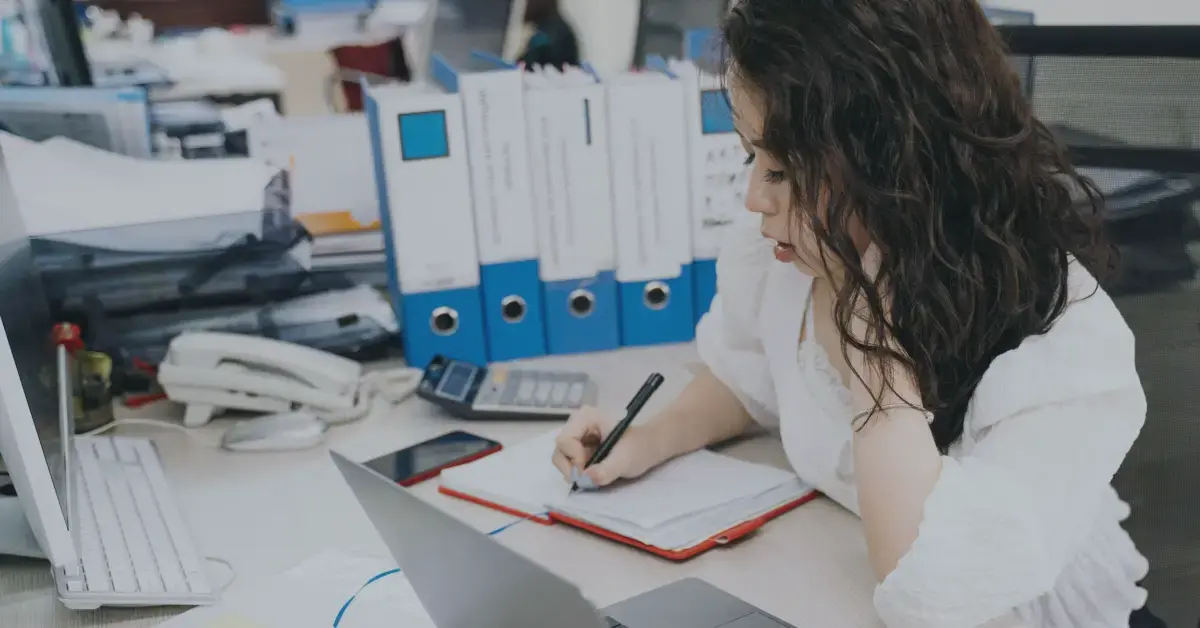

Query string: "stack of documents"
[439, 431, 816, 559]
[248, 113, 387, 283]
[0, 132, 281, 238]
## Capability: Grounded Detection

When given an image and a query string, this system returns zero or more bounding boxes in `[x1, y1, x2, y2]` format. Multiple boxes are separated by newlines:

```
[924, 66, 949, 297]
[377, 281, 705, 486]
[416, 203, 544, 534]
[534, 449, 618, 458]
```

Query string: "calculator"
[416, 355, 597, 421]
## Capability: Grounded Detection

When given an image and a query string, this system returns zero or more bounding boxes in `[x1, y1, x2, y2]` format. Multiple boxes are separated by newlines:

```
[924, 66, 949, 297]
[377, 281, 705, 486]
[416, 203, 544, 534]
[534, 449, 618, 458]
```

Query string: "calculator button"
[534, 381, 553, 406]
[550, 382, 568, 406]
[490, 367, 508, 385]
[567, 382, 586, 406]
[516, 379, 537, 404]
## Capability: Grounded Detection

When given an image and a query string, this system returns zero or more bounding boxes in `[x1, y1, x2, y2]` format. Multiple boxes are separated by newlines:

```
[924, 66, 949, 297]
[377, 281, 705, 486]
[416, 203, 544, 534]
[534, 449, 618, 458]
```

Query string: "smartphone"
[362, 430, 503, 487]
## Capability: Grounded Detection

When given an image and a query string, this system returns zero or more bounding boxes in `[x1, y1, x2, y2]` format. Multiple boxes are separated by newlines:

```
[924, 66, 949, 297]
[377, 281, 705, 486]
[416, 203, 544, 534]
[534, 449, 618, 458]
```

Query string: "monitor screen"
[0, 146, 68, 518]
[430, 0, 516, 70]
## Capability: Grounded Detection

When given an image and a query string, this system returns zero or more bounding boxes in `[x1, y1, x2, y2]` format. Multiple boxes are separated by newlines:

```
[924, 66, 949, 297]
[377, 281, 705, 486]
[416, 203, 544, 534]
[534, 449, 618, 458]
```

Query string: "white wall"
[990, 1, 1200, 24]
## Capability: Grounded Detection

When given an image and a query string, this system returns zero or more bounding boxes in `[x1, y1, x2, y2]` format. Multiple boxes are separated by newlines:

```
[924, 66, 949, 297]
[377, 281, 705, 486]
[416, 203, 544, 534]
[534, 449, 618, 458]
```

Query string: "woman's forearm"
[644, 366, 756, 462]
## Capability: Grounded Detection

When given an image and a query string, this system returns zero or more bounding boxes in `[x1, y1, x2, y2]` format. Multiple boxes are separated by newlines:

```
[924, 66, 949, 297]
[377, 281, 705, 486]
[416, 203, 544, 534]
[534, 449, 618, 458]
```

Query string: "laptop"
[330, 450, 798, 628]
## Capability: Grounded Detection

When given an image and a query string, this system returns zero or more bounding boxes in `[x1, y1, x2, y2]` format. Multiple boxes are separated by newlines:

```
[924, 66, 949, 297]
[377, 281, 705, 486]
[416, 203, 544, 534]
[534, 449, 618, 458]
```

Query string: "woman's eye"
[764, 170, 785, 184]
[743, 152, 755, 166]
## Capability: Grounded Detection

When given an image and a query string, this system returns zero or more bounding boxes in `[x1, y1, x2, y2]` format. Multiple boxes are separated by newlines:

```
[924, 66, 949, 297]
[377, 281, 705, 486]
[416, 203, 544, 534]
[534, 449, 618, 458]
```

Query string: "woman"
[516, 0, 579, 71]
[551, 1, 1154, 627]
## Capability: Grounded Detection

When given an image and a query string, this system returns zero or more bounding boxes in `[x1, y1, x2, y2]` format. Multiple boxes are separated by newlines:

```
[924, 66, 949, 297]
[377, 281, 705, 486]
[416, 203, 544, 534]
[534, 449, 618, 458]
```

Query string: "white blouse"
[695, 218, 1150, 628]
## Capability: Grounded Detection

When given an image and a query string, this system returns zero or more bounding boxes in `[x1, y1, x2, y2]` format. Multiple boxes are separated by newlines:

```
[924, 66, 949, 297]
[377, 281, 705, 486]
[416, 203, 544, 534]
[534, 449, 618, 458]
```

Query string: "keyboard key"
[75, 443, 135, 587]
[74, 479, 111, 593]
[133, 440, 211, 595]
[100, 458, 163, 593]
[72, 436, 214, 600]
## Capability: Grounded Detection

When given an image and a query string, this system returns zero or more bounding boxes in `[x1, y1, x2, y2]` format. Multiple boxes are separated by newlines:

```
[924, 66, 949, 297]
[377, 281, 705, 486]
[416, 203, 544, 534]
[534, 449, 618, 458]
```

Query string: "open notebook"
[438, 431, 818, 560]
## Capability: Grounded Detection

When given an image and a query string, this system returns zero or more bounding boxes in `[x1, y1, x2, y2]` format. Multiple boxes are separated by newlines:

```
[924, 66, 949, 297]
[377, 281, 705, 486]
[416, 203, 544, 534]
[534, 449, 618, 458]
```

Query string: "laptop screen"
[0, 145, 70, 519]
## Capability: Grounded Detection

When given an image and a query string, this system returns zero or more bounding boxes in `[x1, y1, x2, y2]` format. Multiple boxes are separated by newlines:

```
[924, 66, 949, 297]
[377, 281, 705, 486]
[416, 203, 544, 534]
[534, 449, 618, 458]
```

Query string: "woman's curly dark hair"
[721, 0, 1114, 452]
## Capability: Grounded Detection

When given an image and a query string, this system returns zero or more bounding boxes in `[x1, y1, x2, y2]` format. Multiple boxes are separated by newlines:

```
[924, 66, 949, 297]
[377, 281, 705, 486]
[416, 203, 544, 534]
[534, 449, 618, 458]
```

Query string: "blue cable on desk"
[331, 514, 546, 627]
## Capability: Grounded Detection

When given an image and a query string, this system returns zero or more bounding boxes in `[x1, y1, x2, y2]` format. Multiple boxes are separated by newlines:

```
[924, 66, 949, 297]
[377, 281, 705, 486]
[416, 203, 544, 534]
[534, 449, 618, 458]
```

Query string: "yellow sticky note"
[203, 615, 265, 628]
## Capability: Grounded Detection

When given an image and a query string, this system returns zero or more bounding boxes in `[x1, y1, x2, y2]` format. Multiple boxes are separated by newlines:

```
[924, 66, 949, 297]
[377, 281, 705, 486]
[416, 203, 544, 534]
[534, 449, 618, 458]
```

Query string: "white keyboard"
[60, 436, 216, 609]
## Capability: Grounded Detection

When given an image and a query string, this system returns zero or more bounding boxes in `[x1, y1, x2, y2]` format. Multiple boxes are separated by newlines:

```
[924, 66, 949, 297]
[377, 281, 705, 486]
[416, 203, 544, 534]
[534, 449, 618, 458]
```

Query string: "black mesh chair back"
[999, 24, 1200, 627]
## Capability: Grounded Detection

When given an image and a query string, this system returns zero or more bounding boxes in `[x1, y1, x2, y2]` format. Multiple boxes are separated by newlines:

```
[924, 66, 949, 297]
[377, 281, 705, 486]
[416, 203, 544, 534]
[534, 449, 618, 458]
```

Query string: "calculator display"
[436, 362, 477, 401]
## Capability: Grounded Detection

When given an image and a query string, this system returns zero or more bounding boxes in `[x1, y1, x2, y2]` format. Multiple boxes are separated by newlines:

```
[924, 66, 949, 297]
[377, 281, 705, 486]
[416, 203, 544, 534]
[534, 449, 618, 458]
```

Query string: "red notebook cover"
[437, 485, 555, 525]
[439, 484, 820, 560]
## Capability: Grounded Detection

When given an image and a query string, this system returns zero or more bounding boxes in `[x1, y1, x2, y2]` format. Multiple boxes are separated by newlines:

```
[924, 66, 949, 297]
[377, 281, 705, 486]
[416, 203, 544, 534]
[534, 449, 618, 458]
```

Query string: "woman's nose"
[744, 181, 773, 216]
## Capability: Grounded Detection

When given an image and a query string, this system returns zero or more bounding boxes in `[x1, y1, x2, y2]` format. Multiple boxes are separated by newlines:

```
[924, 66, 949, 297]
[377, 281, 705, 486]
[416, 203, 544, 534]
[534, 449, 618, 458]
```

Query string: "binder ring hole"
[430, 307, 459, 336]
[500, 296, 527, 324]
[568, 289, 596, 318]
[643, 281, 670, 311]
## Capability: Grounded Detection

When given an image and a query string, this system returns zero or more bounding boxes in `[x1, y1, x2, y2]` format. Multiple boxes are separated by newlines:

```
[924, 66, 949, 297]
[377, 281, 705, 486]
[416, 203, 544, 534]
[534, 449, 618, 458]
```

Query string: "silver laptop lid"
[330, 450, 606, 628]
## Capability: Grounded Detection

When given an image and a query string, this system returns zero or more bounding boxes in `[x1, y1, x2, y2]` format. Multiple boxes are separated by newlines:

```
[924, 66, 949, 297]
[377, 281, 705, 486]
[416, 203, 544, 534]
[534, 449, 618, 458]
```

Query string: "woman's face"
[729, 81, 824, 276]
[730, 80, 868, 279]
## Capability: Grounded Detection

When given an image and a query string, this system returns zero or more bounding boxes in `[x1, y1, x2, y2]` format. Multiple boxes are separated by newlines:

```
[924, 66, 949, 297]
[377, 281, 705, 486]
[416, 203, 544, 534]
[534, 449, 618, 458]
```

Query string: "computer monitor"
[633, 0, 731, 66]
[429, 0, 517, 70]
[0, 143, 76, 565]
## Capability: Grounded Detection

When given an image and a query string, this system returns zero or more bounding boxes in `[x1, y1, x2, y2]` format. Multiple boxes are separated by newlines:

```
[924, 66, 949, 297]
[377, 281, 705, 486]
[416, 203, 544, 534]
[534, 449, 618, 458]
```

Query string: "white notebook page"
[438, 430, 565, 516]
[552, 450, 799, 528]
[440, 431, 812, 550]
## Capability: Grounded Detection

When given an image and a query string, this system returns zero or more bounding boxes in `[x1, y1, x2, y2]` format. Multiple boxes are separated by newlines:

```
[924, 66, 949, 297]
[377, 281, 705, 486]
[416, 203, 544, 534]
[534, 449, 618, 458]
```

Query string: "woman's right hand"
[551, 406, 666, 488]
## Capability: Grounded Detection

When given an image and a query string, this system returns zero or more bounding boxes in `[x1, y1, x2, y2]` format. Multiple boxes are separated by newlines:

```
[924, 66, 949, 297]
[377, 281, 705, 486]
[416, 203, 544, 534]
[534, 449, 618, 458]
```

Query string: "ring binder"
[364, 80, 488, 367]
[432, 52, 548, 362]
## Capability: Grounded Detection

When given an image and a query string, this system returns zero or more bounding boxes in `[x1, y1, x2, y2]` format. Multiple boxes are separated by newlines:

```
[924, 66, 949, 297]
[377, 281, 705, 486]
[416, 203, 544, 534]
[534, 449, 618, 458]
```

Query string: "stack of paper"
[0, 132, 280, 238]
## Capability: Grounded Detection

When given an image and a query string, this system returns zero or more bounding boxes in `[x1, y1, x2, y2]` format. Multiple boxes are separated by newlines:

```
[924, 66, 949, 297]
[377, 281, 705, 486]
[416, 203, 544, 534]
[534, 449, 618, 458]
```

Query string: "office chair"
[999, 24, 1200, 628]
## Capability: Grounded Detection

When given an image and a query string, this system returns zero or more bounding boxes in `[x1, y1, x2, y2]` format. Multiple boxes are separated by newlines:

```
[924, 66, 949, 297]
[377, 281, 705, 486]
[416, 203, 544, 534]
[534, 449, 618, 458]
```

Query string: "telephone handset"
[156, 331, 418, 427]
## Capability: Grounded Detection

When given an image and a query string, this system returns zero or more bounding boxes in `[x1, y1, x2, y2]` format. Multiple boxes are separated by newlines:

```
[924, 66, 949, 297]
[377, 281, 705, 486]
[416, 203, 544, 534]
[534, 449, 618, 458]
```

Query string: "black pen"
[570, 372, 665, 493]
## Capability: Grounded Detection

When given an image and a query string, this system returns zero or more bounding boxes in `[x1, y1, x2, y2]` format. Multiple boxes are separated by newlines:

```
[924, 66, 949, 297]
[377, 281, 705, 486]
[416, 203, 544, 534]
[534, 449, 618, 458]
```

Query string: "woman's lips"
[773, 242, 796, 263]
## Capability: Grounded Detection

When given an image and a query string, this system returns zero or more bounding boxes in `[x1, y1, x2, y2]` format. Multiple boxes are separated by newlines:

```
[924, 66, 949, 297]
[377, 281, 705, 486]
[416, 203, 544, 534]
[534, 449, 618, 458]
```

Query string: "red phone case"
[395, 442, 503, 487]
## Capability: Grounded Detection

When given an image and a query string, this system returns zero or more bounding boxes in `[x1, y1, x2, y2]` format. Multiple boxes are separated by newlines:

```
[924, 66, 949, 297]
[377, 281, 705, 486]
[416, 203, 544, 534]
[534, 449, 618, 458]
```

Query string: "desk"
[0, 344, 1022, 628]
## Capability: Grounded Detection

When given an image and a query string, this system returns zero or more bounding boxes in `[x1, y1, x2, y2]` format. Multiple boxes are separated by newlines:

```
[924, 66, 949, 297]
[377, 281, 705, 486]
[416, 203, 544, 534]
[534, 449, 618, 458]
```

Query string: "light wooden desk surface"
[0, 344, 1019, 628]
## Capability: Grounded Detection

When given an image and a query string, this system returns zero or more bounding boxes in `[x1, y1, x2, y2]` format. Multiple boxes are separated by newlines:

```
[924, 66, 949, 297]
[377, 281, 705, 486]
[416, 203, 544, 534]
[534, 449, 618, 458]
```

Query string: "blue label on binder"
[398, 110, 450, 161]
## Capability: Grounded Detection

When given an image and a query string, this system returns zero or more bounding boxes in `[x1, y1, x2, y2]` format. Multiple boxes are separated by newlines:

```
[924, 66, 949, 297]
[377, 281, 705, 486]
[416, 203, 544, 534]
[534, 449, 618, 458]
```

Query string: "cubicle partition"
[997, 24, 1200, 627]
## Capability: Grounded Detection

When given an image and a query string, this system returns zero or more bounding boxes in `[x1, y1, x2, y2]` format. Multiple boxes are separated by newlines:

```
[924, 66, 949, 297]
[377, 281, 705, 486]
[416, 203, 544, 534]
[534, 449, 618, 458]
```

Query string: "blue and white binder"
[604, 62, 695, 347]
[523, 64, 621, 354]
[672, 58, 744, 324]
[432, 52, 547, 362]
[363, 80, 487, 367]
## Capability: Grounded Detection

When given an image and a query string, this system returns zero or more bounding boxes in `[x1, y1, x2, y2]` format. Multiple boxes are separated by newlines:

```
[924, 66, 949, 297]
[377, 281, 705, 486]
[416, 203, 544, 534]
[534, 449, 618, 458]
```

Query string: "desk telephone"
[156, 331, 419, 429]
